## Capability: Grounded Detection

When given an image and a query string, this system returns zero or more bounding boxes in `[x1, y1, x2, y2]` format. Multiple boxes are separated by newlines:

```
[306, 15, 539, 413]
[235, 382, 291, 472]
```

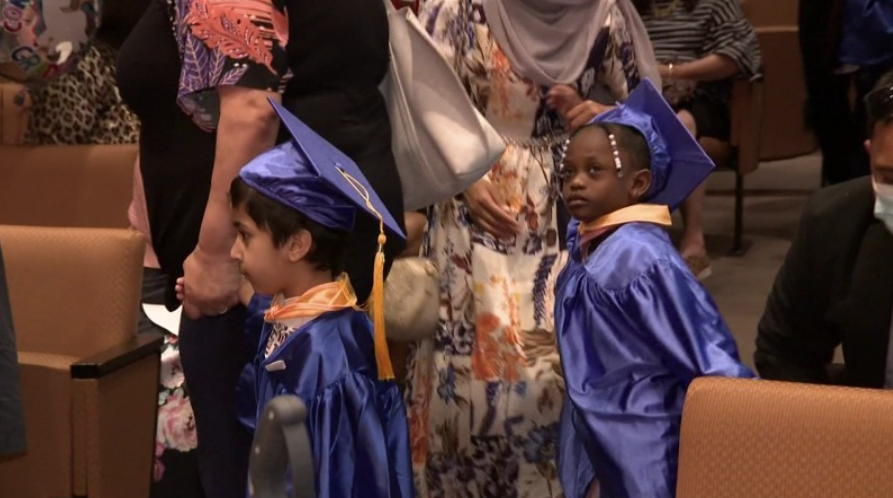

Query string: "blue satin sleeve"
[236, 294, 274, 433]
[307, 374, 414, 498]
[619, 260, 755, 383]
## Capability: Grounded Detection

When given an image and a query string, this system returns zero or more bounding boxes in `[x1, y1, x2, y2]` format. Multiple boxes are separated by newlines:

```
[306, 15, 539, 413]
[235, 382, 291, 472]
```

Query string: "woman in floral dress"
[404, 0, 659, 496]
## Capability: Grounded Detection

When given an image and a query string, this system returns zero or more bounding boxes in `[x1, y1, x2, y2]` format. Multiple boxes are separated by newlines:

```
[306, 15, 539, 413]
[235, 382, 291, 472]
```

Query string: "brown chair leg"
[729, 171, 751, 257]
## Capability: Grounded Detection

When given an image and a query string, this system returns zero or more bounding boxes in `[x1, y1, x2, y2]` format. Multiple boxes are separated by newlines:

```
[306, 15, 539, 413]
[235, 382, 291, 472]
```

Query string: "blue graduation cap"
[593, 78, 715, 210]
[239, 100, 405, 380]
[240, 100, 405, 240]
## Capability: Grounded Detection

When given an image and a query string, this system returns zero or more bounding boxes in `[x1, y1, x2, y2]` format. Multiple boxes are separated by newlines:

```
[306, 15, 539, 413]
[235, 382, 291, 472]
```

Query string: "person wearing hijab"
[404, 0, 659, 495]
[554, 80, 753, 498]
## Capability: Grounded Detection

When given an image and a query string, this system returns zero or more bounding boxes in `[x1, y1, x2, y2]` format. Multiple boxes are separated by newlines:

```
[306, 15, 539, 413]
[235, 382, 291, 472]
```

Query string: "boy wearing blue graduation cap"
[228, 101, 414, 498]
[554, 80, 754, 498]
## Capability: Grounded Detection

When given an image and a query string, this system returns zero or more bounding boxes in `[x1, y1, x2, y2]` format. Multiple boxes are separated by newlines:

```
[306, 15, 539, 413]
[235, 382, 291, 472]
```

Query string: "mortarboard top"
[239, 100, 406, 240]
[592, 78, 715, 211]
[239, 99, 405, 380]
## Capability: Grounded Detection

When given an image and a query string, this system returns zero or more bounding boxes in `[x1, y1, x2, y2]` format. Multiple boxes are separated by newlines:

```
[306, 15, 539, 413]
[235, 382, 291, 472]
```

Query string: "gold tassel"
[335, 168, 395, 380]
[370, 231, 394, 380]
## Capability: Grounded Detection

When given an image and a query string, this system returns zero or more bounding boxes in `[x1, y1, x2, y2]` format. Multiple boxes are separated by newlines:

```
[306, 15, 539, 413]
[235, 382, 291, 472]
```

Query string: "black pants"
[799, 0, 883, 185]
[178, 308, 253, 498]
[139, 268, 205, 498]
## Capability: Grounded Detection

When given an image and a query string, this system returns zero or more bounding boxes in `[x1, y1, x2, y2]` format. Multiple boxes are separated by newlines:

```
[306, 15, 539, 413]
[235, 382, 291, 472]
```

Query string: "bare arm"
[398, 212, 428, 259]
[181, 86, 281, 318]
[198, 87, 281, 254]
[661, 54, 741, 83]
[664, 0, 761, 84]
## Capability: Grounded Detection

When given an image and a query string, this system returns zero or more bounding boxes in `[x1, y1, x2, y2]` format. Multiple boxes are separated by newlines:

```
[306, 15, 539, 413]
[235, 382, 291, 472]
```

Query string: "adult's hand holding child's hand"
[180, 247, 241, 319]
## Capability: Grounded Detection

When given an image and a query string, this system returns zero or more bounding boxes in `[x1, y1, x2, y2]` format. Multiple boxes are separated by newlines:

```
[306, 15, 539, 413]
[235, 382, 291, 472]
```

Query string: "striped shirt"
[639, 0, 762, 105]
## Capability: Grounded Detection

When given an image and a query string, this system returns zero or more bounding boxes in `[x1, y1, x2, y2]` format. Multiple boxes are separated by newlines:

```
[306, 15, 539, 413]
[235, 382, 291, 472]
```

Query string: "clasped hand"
[176, 247, 241, 319]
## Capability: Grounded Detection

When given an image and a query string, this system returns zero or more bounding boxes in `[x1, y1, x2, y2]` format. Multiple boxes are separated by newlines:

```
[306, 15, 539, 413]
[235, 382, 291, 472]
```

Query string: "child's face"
[230, 205, 295, 296]
[559, 127, 651, 223]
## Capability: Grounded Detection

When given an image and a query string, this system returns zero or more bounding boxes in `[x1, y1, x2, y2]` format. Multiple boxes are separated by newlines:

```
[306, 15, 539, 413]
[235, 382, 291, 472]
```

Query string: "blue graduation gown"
[555, 222, 754, 498]
[241, 299, 414, 498]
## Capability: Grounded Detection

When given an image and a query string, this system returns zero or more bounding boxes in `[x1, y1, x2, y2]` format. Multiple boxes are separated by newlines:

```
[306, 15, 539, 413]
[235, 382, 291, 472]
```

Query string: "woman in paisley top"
[403, 0, 658, 496]
[117, 0, 404, 496]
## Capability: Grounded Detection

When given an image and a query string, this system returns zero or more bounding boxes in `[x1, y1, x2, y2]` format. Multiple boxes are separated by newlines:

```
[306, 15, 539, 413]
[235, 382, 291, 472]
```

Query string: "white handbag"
[380, 1, 506, 211]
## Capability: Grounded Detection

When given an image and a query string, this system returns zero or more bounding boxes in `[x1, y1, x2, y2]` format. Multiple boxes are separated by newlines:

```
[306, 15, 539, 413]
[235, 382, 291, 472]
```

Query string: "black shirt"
[117, 0, 405, 303]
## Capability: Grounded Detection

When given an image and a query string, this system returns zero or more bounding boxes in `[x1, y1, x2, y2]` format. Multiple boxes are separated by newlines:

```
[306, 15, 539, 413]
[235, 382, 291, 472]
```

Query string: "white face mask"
[872, 178, 893, 234]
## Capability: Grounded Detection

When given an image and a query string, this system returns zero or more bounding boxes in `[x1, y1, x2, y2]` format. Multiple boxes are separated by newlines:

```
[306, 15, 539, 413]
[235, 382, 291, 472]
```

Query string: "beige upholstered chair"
[677, 377, 893, 497]
[0, 225, 162, 498]
[0, 144, 137, 229]
[0, 80, 137, 229]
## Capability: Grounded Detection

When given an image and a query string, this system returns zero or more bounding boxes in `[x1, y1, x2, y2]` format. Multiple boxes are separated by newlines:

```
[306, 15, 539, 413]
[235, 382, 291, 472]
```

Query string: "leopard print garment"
[24, 42, 140, 145]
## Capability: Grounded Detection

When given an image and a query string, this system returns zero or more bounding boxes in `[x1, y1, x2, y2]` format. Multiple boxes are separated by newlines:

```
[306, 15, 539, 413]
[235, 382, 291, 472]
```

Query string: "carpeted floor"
[686, 153, 822, 370]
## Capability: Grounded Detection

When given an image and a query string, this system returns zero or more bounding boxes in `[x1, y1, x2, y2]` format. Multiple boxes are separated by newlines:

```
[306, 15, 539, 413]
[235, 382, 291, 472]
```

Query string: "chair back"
[0, 225, 144, 359]
[0, 144, 137, 228]
[677, 377, 893, 497]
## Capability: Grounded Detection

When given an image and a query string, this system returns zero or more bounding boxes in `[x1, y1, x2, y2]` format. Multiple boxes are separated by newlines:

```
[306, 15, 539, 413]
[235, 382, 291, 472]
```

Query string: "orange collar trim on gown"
[577, 204, 672, 258]
[263, 274, 359, 324]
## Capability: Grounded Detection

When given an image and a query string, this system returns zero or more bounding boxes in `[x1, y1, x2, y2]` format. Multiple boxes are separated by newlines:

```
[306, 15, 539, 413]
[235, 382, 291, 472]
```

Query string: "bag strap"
[450, 0, 483, 112]
[456, 0, 472, 64]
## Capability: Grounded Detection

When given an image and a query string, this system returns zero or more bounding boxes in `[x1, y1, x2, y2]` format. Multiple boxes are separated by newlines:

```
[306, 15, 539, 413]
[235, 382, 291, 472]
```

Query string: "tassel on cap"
[368, 231, 395, 380]
[339, 170, 394, 381]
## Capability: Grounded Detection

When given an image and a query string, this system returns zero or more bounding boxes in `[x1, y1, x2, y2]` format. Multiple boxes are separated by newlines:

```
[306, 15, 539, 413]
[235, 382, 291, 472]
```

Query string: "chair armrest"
[70, 331, 164, 379]
[729, 77, 764, 176]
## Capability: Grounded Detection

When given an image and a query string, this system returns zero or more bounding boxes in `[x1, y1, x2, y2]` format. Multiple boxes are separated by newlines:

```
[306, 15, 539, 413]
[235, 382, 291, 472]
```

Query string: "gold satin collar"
[577, 204, 672, 256]
[264, 274, 359, 323]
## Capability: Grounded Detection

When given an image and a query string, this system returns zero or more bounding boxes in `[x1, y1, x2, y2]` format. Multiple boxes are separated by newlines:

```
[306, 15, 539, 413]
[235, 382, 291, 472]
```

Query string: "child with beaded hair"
[554, 80, 754, 498]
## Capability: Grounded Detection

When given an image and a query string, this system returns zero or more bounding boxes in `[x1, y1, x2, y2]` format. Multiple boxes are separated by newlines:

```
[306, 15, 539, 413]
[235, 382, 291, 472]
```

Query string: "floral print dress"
[404, 1, 643, 497]
[154, 335, 200, 487]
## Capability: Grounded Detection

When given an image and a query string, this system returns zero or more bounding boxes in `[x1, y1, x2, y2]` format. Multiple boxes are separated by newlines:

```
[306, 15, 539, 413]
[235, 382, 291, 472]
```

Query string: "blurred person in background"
[799, 0, 893, 185]
[634, 0, 762, 278]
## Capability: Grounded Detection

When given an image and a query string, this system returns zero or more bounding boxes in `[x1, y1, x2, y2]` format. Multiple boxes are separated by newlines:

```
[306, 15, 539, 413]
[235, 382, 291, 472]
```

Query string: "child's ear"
[629, 168, 652, 201]
[286, 229, 313, 263]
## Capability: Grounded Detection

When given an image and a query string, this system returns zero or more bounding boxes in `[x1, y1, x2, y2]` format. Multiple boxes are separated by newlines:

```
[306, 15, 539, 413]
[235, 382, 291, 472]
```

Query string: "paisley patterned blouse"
[169, 0, 292, 130]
